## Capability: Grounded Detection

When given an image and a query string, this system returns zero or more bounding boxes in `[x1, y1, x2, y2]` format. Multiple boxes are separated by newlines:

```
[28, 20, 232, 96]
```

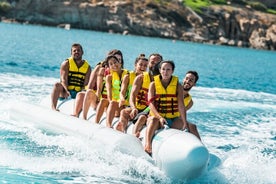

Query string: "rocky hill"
[1, 0, 276, 50]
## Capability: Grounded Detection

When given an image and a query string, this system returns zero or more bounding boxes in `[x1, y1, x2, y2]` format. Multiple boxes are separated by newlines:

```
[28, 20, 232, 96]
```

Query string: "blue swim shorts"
[58, 90, 78, 100]
[165, 117, 179, 128]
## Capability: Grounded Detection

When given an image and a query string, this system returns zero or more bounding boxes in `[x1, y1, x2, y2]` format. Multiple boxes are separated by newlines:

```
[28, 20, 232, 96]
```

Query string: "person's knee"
[120, 109, 125, 116]
[54, 82, 63, 91]
[138, 115, 147, 122]
[76, 92, 84, 99]
[86, 89, 93, 93]
[120, 109, 129, 118]
[147, 117, 159, 128]
[86, 89, 95, 95]
[109, 101, 118, 108]
[54, 82, 60, 87]
[85, 89, 95, 98]
[100, 99, 109, 106]
[147, 116, 155, 121]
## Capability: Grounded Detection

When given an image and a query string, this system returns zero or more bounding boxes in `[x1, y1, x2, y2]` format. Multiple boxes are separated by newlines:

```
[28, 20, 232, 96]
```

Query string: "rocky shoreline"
[1, 0, 276, 50]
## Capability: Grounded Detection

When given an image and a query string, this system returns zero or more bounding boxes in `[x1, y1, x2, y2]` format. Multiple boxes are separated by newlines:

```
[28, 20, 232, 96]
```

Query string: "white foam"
[1, 73, 276, 183]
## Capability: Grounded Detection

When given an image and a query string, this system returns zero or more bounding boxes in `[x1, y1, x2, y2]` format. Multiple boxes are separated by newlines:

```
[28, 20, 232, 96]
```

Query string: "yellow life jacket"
[111, 69, 129, 101]
[124, 71, 137, 106]
[136, 72, 151, 111]
[67, 57, 90, 92]
[184, 93, 192, 107]
[150, 75, 180, 118]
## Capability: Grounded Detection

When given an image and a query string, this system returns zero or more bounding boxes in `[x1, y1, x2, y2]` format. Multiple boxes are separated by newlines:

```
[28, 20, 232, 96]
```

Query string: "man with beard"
[182, 70, 201, 140]
[51, 43, 91, 111]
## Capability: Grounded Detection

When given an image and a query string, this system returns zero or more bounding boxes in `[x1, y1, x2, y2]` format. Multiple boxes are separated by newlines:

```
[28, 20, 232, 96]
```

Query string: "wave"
[0, 116, 168, 183]
[1, 73, 276, 102]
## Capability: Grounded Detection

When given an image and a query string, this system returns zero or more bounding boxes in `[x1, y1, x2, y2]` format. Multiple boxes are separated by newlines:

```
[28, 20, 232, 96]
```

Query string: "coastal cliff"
[1, 0, 276, 50]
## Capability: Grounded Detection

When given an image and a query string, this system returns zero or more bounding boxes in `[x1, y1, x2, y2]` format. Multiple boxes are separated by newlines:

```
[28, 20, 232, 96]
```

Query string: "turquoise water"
[0, 22, 276, 183]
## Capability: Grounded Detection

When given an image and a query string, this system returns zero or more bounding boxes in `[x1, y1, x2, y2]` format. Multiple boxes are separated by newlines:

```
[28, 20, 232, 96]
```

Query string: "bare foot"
[144, 145, 152, 156]
[115, 122, 125, 132]
[134, 131, 140, 138]
[51, 106, 60, 111]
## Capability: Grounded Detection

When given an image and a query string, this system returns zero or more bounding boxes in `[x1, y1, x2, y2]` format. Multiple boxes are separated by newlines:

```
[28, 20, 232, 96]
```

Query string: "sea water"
[0, 22, 275, 184]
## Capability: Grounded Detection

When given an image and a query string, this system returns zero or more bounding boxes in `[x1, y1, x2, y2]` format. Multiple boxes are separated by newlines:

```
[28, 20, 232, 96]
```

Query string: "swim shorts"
[165, 117, 179, 128]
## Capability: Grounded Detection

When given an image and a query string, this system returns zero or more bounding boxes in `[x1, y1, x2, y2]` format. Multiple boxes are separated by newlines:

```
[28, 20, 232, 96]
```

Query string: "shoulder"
[106, 75, 112, 83]
[136, 73, 144, 80]
[61, 59, 69, 68]
[149, 81, 156, 86]
[133, 73, 143, 82]
[123, 74, 130, 80]
[62, 59, 69, 64]
[83, 59, 90, 67]
[93, 64, 102, 71]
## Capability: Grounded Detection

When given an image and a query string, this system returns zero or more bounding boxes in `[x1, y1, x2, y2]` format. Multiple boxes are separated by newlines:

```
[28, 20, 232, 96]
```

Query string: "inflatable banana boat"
[10, 98, 209, 179]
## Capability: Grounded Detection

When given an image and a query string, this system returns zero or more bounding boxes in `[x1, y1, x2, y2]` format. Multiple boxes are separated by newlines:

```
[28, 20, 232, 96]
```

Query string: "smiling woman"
[93, 54, 129, 128]
[145, 60, 188, 155]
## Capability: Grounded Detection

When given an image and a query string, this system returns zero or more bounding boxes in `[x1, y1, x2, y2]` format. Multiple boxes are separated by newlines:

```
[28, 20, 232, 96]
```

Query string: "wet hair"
[71, 43, 83, 53]
[135, 53, 148, 64]
[159, 60, 175, 71]
[107, 49, 124, 68]
[105, 55, 120, 67]
[186, 70, 199, 83]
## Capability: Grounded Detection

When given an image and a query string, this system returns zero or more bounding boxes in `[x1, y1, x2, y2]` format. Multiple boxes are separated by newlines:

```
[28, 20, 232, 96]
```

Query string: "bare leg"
[95, 99, 109, 123]
[132, 115, 147, 137]
[144, 116, 160, 155]
[187, 122, 201, 140]
[116, 108, 132, 132]
[72, 91, 85, 117]
[51, 82, 63, 111]
[106, 101, 119, 128]
[82, 89, 97, 120]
